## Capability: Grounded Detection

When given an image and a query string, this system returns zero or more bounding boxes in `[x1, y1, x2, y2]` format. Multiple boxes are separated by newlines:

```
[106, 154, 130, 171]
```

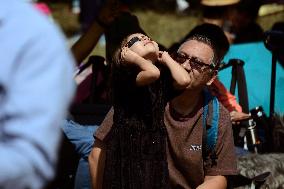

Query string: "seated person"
[169, 23, 250, 122]
[89, 23, 238, 189]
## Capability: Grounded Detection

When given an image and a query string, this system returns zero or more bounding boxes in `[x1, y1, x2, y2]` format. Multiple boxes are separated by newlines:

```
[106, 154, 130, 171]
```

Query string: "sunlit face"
[125, 33, 159, 59]
[177, 40, 216, 89]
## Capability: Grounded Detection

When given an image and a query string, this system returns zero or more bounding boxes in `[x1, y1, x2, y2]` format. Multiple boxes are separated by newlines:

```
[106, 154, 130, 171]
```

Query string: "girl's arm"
[89, 140, 106, 189]
[196, 175, 227, 189]
[158, 51, 190, 89]
[121, 47, 160, 86]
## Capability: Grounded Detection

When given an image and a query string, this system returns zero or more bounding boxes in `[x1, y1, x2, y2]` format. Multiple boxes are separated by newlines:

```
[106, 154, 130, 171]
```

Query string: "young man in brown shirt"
[89, 24, 238, 189]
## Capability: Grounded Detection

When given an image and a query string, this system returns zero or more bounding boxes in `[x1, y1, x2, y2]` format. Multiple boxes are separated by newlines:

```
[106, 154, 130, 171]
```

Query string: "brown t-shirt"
[95, 102, 238, 189]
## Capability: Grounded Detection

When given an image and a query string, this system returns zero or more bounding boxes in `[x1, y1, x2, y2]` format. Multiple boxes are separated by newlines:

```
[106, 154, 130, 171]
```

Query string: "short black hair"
[182, 23, 229, 67]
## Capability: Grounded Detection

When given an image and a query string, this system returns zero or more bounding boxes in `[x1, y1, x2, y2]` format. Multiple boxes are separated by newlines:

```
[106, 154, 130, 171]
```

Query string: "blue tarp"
[219, 42, 284, 115]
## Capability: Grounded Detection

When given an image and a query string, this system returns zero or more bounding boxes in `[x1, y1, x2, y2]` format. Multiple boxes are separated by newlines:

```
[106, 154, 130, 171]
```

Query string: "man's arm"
[71, 21, 104, 64]
[196, 175, 227, 189]
[71, 0, 123, 64]
[89, 139, 106, 189]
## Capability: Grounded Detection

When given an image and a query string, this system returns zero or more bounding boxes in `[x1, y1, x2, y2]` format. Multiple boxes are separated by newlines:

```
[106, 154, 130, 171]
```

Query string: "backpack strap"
[202, 89, 219, 165]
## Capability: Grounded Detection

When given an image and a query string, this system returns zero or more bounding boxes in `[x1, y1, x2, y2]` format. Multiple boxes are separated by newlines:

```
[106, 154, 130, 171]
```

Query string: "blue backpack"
[202, 90, 219, 165]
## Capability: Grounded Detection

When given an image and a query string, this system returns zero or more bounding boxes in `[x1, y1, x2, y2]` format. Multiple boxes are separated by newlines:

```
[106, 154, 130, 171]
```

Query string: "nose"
[141, 36, 150, 41]
[181, 61, 191, 71]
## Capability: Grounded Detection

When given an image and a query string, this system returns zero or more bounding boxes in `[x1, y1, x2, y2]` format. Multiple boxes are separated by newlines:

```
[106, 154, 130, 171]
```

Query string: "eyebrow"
[192, 56, 206, 64]
[178, 52, 207, 64]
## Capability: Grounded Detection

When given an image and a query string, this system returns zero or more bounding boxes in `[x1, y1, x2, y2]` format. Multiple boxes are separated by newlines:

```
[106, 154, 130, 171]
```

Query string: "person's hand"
[158, 51, 170, 63]
[120, 47, 140, 64]
[230, 111, 251, 124]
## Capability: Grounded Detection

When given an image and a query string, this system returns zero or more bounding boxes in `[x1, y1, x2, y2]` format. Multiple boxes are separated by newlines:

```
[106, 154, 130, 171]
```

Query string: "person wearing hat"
[201, 0, 240, 6]
[201, 0, 241, 43]
[201, 0, 264, 44]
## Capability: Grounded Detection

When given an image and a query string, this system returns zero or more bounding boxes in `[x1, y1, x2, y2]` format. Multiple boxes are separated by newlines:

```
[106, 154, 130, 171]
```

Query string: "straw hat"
[201, 0, 240, 6]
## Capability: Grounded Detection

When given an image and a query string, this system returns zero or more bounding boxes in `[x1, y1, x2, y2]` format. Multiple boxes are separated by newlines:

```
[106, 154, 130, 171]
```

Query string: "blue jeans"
[61, 120, 98, 189]
[235, 146, 250, 157]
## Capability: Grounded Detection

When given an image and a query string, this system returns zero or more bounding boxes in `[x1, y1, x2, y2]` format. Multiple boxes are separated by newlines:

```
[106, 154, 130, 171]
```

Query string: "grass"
[48, 2, 284, 59]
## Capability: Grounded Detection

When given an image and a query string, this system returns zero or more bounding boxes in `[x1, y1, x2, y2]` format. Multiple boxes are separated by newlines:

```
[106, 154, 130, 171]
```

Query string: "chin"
[143, 50, 158, 61]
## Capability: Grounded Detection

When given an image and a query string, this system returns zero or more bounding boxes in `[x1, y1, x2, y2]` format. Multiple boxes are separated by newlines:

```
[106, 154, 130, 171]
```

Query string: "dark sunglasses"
[125, 36, 141, 48]
[172, 52, 216, 71]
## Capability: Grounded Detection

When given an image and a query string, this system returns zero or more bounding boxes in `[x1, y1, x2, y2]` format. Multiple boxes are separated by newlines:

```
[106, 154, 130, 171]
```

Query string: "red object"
[34, 3, 52, 16]
[211, 79, 242, 112]
[73, 73, 93, 104]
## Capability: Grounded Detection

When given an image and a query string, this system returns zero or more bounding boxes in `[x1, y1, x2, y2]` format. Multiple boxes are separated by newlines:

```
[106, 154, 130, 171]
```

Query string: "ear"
[206, 70, 218, 86]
